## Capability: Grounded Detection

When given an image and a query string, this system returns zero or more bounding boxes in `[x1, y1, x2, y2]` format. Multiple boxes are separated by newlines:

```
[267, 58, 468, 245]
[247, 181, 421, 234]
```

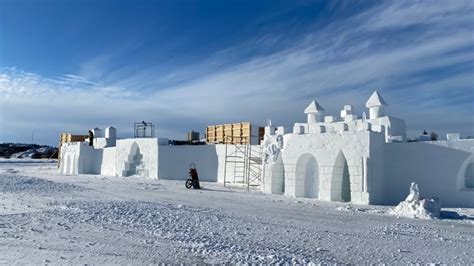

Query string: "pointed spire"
[365, 91, 387, 108]
[304, 100, 325, 114]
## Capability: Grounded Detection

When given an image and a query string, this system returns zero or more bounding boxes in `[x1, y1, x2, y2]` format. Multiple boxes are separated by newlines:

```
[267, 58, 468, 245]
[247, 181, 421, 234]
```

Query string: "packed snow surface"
[1, 160, 473, 264]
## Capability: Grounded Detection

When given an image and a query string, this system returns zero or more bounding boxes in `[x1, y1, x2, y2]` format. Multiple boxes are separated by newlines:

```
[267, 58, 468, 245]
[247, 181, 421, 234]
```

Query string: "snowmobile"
[185, 163, 201, 189]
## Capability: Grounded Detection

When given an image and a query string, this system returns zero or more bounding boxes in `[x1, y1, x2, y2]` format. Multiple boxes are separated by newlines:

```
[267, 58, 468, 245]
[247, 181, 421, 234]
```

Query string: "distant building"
[187, 131, 200, 142]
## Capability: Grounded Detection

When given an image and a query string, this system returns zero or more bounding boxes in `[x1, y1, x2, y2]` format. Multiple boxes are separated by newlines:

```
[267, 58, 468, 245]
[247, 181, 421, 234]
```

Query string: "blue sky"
[0, 0, 473, 145]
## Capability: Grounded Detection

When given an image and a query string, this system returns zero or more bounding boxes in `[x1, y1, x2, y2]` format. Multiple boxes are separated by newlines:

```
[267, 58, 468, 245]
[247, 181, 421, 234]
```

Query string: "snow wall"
[383, 139, 474, 207]
[115, 138, 159, 179]
[157, 144, 257, 182]
[100, 147, 116, 176]
[277, 130, 385, 205]
[157, 145, 219, 181]
[60, 142, 101, 175]
[60, 141, 254, 183]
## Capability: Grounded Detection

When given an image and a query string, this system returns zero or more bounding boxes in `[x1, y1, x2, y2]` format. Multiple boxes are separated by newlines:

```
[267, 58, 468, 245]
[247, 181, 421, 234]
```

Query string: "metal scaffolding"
[134, 121, 155, 138]
[223, 136, 263, 189]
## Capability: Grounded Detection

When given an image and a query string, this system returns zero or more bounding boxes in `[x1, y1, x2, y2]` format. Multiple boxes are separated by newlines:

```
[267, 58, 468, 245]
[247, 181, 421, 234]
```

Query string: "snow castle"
[59, 91, 474, 207]
[261, 91, 473, 206]
[261, 91, 403, 204]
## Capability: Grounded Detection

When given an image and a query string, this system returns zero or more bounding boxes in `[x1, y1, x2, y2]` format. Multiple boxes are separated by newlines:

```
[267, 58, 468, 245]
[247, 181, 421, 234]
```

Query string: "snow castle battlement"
[265, 91, 406, 143]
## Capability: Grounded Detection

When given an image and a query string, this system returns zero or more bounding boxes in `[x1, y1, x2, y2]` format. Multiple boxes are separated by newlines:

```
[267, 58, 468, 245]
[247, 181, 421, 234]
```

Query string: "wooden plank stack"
[206, 122, 253, 145]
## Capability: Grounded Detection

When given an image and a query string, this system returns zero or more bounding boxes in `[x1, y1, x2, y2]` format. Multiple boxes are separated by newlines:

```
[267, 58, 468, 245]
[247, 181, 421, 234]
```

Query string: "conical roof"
[304, 100, 325, 114]
[365, 91, 388, 108]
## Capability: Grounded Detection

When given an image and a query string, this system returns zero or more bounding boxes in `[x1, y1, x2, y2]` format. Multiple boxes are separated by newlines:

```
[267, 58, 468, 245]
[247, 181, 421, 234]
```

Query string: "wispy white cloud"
[1, 0, 473, 144]
[60, 74, 99, 85]
[362, 0, 474, 31]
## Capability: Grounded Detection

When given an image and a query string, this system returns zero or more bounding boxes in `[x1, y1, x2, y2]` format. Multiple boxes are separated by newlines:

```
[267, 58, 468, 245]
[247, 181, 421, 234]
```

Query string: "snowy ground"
[1, 160, 473, 264]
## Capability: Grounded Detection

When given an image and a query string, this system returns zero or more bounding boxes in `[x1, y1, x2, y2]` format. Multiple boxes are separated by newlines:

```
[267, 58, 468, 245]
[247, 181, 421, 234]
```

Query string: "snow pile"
[390, 182, 441, 219]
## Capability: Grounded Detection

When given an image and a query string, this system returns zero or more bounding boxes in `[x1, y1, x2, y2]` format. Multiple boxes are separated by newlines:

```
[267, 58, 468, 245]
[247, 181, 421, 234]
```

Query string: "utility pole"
[31, 132, 34, 144]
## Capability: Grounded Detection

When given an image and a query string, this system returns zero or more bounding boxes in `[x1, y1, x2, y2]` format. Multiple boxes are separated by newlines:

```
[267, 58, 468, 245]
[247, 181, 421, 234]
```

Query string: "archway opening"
[465, 163, 474, 189]
[331, 151, 351, 202]
[295, 153, 319, 199]
[270, 156, 285, 194]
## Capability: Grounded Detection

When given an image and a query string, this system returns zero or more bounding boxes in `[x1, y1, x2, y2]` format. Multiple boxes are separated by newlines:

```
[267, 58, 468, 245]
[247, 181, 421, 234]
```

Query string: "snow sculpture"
[105, 126, 117, 147]
[365, 91, 387, 119]
[304, 100, 325, 123]
[123, 143, 148, 178]
[324, 116, 337, 123]
[266, 119, 272, 127]
[263, 134, 284, 164]
[446, 133, 460, 141]
[91, 127, 102, 138]
[405, 182, 419, 202]
[340, 105, 356, 122]
[105, 126, 116, 139]
[276, 135, 283, 149]
[390, 182, 441, 219]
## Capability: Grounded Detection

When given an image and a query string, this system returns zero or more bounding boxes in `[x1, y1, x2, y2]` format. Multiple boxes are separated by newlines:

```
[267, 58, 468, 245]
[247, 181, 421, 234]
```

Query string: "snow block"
[344, 114, 356, 122]
[324, 116, 338, 123]
[308, 124, 326, 134]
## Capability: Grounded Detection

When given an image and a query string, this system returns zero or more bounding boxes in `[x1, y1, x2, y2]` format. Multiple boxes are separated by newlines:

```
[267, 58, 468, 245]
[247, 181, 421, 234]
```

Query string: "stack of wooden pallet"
[206, 122, 252, 145]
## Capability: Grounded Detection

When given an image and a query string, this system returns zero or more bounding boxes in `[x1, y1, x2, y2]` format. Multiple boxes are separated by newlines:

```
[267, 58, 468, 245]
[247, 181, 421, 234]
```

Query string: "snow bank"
[390, 182, 441, 219]
[0, 158, 56, 163]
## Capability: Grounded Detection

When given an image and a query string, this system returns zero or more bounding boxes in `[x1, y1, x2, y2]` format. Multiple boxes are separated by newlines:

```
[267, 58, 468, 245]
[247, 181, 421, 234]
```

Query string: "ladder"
[246, 144, 263, 188]
[223, 136, 263, 189]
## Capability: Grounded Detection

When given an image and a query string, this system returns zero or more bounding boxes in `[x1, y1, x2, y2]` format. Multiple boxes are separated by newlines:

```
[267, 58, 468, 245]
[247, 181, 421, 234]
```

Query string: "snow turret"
[105, 126, 117, 147]
[105, 126, 116, 139]
[365, 91, 387, 119]
[91, 127, 102, 138]
[340, 105, 357, 122]
[304, 100, 325, 123]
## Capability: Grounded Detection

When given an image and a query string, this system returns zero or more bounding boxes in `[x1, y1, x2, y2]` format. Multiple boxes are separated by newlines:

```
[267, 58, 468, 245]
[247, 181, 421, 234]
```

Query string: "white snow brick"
[308, 124, 326, 134]
[324, 116, 338, 123]
[344, 114, 356, 122]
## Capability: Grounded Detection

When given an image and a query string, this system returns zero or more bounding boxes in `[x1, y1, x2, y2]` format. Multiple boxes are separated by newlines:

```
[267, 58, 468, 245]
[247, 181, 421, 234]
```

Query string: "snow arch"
[294, 153, 319, 198]
[457, 154, 474, 190]
[331, 151, 351, 202]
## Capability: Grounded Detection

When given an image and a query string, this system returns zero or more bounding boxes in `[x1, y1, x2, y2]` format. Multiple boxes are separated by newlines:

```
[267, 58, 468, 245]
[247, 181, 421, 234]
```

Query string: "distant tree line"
[0, 143, 58, 159]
